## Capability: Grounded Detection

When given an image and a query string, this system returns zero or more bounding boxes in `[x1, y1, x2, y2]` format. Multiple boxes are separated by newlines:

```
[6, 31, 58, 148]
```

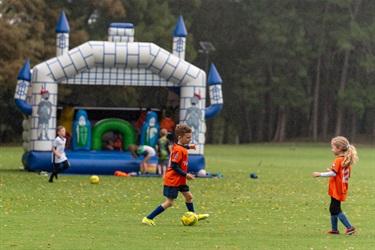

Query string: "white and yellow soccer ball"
[181, 211, 198, 226]
[90, 175, 99, 184]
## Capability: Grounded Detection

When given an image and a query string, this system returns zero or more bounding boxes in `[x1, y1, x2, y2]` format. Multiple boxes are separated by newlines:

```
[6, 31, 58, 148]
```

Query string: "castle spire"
[55, 11, 70, 56]
[172, 15, 187, 60]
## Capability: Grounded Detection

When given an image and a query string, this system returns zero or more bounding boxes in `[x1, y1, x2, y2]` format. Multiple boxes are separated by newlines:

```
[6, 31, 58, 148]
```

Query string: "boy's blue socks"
[186, 202, 194, 213]
[338, 212, 352, 228]
[331, 215, 338, 230]
[147, 205, 165, 219]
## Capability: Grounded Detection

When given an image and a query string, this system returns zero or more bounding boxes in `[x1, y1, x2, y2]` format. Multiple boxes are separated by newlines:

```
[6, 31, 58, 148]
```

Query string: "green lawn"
[1, 144, 374, 249]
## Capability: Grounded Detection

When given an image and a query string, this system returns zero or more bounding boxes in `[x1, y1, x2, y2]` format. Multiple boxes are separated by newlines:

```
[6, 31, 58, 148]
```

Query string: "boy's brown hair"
[175, 124, 192, 138]
[160, 128, 168, 136]
[56, 125, 65, 132]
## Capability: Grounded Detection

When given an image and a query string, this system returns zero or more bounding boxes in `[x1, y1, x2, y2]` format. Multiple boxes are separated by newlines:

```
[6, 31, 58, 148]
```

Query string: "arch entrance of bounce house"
[91, 119, 136, 151]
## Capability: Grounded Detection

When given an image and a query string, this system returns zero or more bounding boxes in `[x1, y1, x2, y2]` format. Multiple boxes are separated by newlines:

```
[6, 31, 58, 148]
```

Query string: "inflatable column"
[180, 81, 206, 154]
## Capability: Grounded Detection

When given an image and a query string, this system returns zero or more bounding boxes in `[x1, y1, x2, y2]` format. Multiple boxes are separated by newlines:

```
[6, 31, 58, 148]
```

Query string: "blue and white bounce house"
[14, 12, 223, 176]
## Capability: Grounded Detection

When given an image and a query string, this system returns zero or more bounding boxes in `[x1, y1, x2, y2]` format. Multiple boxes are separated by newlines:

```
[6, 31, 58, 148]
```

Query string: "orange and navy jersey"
[164, 144, 189, 187]
[328, 156, 351, 201]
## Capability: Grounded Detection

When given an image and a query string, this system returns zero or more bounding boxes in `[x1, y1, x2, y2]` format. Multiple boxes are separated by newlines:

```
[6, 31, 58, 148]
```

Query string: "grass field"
[1, 144, 374, 249]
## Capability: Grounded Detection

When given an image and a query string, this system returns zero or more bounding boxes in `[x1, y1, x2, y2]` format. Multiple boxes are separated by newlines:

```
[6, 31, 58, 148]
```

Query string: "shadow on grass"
[0, 168, 35, 173]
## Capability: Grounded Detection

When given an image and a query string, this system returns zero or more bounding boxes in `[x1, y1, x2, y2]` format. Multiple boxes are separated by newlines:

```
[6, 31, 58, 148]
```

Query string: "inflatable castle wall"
[14, 11, 223, 175]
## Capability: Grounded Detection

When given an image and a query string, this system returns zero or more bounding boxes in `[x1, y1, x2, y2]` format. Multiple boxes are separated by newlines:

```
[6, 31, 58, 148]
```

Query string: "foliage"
[0, 0, 374, 143]
[0, 144, 374, 249]
[191, 0, 375, 142]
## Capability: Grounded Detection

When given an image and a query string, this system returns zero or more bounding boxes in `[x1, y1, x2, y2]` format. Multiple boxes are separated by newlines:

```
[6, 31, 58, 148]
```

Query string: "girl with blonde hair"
[312, 136, 358, 235]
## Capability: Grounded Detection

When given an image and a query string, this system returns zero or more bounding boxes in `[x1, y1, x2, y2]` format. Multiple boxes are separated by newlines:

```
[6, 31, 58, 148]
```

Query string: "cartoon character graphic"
[37, 87, 52, 140]
[140, 111, 160, 148]
[72, 110, 91, 151]
[184, 92, 203, 142]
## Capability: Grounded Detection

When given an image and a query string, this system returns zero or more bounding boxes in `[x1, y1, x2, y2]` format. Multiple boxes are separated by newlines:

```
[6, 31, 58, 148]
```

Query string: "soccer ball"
[181, 212, 198, 226]
[90, 175, 99, 184]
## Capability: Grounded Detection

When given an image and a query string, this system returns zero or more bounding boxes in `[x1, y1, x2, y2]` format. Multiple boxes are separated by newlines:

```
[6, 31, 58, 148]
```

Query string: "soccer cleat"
[142, 217, 155, 226]
[327, 230, 340, 234]
[345, 227, 356, 235]
[197, 214, 209, 221]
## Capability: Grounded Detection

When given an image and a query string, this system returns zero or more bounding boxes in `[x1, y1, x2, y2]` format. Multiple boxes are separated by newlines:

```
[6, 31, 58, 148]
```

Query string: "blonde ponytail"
[331, 136, 359, 167]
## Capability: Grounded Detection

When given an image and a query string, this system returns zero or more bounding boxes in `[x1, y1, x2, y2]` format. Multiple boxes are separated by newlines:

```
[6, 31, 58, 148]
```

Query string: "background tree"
[1, 0, 374, 143]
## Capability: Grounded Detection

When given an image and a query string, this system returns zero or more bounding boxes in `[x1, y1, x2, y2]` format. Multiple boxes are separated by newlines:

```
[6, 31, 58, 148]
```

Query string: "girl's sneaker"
[345, 227, 356, 235]
[327, 230, 340, 234]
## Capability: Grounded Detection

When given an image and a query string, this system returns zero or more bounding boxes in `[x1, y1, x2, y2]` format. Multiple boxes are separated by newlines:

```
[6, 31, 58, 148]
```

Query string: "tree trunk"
[244, 109, 253, 143]
[312, 55, 321, 142]
[206, 119, 214, 144]
[322, 103, 329, 141]
[350, 114, 357, 142]
[222, 117, 229, 144]
[266, 65, 274, 141]
[255, 108, 265, 142]
[273, 115, 280, 143]
[273, 109, 287, 142]
[334, 50, 350, 136]
[279, 110, 287, 142]
[267, 107, 274, 142]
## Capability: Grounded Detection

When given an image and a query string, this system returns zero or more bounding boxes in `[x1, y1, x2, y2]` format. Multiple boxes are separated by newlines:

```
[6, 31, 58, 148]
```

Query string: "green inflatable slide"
[91, 119, 136, 151]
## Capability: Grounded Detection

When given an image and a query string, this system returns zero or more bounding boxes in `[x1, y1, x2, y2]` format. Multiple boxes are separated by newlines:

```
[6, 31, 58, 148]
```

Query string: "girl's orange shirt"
[328, 156, 351, 201]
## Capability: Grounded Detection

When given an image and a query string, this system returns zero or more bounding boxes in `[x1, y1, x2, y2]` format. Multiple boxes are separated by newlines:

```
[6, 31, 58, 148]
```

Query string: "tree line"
[0, 0, 374, 144]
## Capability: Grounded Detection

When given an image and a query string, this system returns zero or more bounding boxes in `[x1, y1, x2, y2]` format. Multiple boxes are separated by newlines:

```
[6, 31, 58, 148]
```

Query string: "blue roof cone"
[208, 63, 222, 86]
[17, 59, 31, 81]
[56, 11, 70, 33]
[173, 15, 187, 37]
[109, 23, 134, 29]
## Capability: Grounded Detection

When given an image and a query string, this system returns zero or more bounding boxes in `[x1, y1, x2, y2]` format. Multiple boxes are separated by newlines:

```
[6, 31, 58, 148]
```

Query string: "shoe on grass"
[142, 217, 155, 226]
[197, 214, 209, 221]
[345, 227, 356, 235]
[327, 230, 340, 234]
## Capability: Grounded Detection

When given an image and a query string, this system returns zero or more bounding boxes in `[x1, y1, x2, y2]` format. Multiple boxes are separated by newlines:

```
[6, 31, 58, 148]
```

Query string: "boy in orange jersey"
[142, 124, 209, 225]
[312, 136, 359, 235]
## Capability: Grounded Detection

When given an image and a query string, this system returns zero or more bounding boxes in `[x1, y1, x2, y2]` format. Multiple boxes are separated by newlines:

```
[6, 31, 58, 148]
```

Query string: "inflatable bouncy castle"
[14, 12, 223, 175]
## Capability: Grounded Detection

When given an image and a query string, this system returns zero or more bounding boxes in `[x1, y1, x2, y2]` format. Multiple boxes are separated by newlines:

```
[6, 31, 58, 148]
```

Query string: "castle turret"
[56, 11, 70, 56]
[205, 63, 223, 119]
[173, 15, 187, 60]
[108, 23, 134, 42]
[14, 59, 32, 152]
[14, 59, 32, 115]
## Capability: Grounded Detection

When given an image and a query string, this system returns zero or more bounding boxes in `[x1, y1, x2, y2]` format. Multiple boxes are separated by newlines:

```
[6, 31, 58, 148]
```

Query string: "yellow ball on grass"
[90, 175, 99, 184]
[181, 212, 198, 226]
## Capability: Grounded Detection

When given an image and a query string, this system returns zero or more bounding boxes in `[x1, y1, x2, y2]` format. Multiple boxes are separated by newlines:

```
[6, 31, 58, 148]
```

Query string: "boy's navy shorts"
[163, 185, 190, 199]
